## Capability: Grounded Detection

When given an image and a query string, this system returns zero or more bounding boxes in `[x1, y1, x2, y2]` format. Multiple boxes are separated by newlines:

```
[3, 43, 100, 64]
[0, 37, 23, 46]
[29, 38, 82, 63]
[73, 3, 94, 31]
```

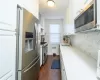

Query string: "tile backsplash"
[70, 31, 100, 60]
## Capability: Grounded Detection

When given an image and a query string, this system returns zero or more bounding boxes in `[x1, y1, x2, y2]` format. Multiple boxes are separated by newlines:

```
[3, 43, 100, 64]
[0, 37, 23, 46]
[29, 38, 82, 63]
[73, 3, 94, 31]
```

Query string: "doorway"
[44, 19, 63, 55]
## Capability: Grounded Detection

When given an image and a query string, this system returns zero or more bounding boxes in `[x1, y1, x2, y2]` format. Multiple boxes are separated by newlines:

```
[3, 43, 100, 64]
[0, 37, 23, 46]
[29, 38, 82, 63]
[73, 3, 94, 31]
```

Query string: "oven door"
[42, 44, 48, 64]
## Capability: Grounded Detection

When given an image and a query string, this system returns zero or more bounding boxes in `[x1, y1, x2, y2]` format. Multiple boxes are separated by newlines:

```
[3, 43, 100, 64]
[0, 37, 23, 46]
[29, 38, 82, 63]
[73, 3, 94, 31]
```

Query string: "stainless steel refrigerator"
[16, 5, 40, 80]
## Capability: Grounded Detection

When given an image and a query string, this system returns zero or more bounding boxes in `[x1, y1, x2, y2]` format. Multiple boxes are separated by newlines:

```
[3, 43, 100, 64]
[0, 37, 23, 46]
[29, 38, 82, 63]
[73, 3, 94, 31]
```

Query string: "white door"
[45, 19, 63, 55]
[0, 30, 16, 80]
[49, 24, 61, 55]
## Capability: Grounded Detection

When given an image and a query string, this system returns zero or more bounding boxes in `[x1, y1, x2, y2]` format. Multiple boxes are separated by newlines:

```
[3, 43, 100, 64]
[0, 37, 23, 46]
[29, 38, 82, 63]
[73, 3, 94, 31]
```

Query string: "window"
[49, 24, 60, 44]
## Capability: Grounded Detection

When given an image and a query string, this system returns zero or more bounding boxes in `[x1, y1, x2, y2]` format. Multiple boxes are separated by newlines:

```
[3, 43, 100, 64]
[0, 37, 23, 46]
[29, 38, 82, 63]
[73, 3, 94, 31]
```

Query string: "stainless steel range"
[40, 42, 48, 65]
[42, 43, 48, 65]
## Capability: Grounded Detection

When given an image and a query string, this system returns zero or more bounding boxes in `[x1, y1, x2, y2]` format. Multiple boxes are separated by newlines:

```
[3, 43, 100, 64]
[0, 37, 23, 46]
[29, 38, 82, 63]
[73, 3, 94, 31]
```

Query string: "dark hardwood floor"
[38, 55, 61, 80]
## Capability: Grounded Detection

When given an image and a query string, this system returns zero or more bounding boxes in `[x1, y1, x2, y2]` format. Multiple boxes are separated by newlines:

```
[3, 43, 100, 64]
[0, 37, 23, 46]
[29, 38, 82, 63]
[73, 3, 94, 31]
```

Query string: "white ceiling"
[39, 0, 69, 19]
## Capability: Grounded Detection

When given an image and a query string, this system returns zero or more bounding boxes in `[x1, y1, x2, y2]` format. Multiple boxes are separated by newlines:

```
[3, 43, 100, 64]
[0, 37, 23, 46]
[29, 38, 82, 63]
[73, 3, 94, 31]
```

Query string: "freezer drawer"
[23, 58, 40, 80]
[21, 58, 40, 80]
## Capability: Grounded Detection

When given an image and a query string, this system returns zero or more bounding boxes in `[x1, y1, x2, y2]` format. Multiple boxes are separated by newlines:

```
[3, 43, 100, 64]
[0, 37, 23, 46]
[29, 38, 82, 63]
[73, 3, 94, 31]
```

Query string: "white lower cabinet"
[0, 72, 13, 80]
[60, 51, 67, 80]
[0, 30, 16, 80]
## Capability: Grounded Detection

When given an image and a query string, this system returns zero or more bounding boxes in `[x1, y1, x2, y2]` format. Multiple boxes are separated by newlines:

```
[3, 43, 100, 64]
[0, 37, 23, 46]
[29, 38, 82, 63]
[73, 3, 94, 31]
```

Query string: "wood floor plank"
[38, 55, 61, 80]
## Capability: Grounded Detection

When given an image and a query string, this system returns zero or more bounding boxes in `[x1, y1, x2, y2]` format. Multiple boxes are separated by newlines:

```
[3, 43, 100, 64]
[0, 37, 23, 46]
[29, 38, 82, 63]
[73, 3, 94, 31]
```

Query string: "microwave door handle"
[24, 58, 40, 73]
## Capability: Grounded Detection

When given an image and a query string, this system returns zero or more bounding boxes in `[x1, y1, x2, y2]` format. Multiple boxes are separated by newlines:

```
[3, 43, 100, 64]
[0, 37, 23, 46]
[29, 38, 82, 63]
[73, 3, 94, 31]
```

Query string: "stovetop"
[40, 42, 47, 45]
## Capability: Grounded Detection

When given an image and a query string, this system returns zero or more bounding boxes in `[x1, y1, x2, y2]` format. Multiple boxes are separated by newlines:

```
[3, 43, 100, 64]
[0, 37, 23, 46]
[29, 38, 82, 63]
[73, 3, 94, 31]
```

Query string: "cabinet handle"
[24, 58, 40, 73]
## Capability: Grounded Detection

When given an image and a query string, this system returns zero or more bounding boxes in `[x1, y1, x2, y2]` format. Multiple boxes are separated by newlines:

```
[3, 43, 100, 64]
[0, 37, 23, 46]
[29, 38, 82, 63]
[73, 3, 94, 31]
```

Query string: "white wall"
[44, 19, 64, 55]
[70, 31, 100, 60]
[39, 14, 45, 27]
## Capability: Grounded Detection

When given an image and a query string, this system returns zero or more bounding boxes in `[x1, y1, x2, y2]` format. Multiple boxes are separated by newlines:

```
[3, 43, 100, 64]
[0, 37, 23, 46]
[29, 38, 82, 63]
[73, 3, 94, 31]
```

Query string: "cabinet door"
[60, 57, 64, 80]
[60, 53, 67, 80]
[0, 30, 16, 80]
[0, 0, 17, 31]
[62, 61, 67, 80]
[73, 0, 85, 18]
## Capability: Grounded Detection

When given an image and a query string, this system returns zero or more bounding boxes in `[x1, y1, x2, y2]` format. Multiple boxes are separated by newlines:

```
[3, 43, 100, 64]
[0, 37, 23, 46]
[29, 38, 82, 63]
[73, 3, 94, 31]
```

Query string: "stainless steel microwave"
[75, 0, 97, 32]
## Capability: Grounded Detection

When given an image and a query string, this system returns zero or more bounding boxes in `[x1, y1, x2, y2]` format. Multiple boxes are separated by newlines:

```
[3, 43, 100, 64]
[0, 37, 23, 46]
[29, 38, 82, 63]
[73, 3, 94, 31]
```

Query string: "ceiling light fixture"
[47, 0, 55, 7]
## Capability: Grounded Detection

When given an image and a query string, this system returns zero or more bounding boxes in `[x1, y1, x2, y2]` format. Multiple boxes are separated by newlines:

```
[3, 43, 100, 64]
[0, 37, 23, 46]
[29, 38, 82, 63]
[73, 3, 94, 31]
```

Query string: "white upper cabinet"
[0, 0, 17, 31]
[63, 0, 75, 34]
[18, 0, 39, 19]
[73, 0, 85, 18]
[0, 0, 39, 30]
[63, 0, 94, 34]
[0, 30, 16, 80]
[73, 0, 93, 19]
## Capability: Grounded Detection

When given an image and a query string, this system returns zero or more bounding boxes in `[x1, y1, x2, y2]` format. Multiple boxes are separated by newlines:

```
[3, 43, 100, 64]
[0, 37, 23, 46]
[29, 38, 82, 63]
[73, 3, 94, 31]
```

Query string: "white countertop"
[60, 45, 98, 80]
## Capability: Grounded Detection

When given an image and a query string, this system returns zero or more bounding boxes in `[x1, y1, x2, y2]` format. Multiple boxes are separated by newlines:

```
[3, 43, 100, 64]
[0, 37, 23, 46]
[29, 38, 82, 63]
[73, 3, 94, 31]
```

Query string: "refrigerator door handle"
[23, 58, 40, 73]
